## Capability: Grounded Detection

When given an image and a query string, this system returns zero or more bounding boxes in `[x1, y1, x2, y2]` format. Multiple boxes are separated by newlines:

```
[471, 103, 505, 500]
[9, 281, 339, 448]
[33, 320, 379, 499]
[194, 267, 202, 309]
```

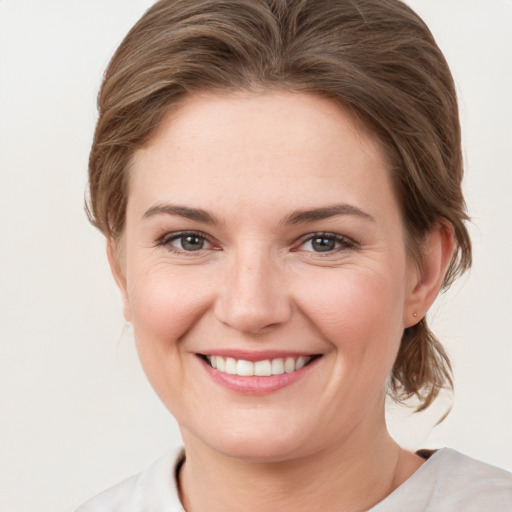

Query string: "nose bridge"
[214, 241, 291, 334]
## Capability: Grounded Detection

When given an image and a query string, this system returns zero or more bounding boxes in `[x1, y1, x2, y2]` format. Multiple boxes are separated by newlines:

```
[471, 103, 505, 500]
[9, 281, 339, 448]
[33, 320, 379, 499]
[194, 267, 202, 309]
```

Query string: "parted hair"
[87, 0, 471, 411]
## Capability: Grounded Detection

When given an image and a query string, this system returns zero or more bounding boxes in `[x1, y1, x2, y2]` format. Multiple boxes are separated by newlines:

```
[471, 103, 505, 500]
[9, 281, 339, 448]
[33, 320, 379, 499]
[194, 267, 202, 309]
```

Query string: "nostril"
[214, 294, 292, 334]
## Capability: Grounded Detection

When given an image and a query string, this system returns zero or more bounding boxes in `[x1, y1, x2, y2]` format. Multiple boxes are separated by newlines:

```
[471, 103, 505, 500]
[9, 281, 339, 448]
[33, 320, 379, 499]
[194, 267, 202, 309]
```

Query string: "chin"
[181, 417, 319, 463]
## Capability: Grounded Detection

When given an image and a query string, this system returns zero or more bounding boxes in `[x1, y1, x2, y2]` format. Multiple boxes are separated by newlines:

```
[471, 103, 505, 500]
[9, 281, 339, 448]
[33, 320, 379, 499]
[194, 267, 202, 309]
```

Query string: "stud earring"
[413, 312, 418, 318]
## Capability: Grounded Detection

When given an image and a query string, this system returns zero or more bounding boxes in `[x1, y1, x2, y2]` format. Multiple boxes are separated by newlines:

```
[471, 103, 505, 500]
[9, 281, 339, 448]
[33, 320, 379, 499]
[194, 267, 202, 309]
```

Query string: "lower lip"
[199, 357, 320, 395]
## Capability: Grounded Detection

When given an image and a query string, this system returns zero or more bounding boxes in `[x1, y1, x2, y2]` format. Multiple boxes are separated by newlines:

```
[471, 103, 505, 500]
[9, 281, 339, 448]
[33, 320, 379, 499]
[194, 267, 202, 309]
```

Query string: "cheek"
[294, 266, 406, 359]
[126, 264, 214, 349]
[124, 265, 216, 416]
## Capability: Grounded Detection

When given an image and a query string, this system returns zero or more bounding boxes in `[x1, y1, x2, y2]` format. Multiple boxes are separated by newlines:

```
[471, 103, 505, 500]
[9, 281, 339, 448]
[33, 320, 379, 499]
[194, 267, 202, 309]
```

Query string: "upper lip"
[197, 349, 321, 362]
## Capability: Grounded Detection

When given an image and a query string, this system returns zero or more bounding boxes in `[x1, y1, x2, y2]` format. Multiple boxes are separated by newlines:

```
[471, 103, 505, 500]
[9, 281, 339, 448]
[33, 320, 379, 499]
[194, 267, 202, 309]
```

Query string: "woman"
[76, 0, 512, 510]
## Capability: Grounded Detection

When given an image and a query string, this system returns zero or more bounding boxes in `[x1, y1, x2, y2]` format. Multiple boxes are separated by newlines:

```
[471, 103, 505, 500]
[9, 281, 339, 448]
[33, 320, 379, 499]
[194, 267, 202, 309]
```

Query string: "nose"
[214, 246, 292, 335]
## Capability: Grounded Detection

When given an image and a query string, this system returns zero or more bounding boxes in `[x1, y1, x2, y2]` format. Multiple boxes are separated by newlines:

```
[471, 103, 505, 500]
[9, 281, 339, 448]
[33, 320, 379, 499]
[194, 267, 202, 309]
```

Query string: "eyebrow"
[143, 202, 374, 225]
[143, 204, 220, 224]
[281, 204, 375, 225]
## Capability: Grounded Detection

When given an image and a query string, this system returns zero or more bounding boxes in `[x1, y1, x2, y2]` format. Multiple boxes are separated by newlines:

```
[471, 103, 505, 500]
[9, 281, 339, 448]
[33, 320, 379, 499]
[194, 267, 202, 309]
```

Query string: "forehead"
[128, 91, 397, 221]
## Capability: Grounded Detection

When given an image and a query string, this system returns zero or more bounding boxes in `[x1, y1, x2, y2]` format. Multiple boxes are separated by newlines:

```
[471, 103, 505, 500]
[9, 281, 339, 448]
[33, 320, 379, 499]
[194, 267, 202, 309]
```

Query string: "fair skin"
[108, 91, 454, 511]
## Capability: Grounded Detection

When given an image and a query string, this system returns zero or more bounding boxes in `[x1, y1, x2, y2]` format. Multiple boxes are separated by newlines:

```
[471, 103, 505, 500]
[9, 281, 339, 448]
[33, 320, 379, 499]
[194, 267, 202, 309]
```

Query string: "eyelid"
[294, 232, 358, 252]
[156, 230, 218, 252]
[154, 230, 356, 254]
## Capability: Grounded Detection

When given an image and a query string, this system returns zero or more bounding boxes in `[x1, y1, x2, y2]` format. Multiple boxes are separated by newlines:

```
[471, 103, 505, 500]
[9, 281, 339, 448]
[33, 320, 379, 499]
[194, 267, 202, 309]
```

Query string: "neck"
[178, 419, 422, 512]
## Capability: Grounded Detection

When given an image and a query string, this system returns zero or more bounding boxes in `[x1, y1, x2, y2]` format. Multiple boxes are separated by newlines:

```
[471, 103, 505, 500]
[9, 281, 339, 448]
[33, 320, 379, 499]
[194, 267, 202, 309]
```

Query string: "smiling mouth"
[199, 354, 321, 377]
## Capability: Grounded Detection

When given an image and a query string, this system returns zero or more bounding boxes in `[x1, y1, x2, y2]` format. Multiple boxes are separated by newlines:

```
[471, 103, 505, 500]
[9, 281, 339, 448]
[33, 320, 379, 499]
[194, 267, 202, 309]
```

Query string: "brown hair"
[87, 0, 471, 411]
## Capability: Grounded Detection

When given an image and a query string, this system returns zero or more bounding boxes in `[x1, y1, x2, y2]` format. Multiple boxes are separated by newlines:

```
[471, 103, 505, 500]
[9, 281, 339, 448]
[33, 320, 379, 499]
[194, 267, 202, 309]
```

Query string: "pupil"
[182, 235, 203, 251]
[312, 237, 335, 252]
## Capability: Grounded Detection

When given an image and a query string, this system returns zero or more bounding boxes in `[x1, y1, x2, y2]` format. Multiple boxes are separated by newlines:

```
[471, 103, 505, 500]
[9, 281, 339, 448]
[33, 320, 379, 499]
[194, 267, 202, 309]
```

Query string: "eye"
[159, 231, 213, 252]
[298, 233, 355, 253]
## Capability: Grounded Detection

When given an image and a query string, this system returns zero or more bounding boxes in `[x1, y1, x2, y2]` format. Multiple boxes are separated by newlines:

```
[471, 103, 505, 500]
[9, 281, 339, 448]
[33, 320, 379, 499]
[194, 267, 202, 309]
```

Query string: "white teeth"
[284, 357, 296, 373]
[205, 355, 313, 376]
[295, 356, 308, 370]
[225, 357, 237, 375]
[254, 360, 272, 376]
[271, 358, 285, 375]
[236, 359, 254, 376]
[216, 356, 226, 372]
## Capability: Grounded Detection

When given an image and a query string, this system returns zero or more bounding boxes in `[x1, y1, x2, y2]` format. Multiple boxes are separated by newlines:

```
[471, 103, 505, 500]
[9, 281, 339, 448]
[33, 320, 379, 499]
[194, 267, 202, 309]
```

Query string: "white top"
[75, 448, 512, 511]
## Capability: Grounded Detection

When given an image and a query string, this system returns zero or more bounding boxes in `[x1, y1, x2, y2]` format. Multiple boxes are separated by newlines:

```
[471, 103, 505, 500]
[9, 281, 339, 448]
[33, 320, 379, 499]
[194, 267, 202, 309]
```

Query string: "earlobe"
[404, 222, 455, 328]
[106, 238, 132, 322]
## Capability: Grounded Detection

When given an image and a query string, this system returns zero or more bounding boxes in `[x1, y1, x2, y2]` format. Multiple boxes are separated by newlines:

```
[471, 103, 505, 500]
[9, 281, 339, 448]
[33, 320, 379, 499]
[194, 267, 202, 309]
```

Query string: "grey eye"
[298, 233, 355, 253]
[164, 232, 212, 252]
[176, 234, 206, 251]
[310, 236, 337, 252]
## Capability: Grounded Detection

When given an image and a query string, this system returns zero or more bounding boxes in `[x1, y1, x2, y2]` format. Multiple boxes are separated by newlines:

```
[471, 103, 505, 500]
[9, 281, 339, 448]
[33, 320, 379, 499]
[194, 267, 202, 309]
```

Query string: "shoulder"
[433, 448, 512, 483]
[432, 449, 512, 505]
[371, 448, 512, 512]
[73, 449, 185, 512]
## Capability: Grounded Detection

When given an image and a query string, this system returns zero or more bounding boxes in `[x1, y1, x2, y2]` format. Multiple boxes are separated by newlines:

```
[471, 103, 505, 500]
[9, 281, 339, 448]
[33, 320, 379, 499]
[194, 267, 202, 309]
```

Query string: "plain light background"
[0, 1, 511, 510]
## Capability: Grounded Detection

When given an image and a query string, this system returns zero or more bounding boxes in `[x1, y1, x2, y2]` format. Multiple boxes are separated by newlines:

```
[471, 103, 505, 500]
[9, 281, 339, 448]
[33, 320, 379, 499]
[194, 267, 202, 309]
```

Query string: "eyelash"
[156, 230, 357, 255]
[157, 230, 216, 253]
[295, 232, 357, 254]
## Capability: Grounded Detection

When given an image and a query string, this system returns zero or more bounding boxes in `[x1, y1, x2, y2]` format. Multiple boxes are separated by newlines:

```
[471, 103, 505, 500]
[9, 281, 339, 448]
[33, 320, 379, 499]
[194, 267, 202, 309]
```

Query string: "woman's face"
[116, 92, 421, 461]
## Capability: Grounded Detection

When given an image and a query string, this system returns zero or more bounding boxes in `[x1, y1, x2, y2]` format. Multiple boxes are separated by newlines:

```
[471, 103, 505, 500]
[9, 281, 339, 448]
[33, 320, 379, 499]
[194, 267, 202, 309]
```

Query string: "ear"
[404, 222, 455, 328]
[106, 238, 132, 322]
